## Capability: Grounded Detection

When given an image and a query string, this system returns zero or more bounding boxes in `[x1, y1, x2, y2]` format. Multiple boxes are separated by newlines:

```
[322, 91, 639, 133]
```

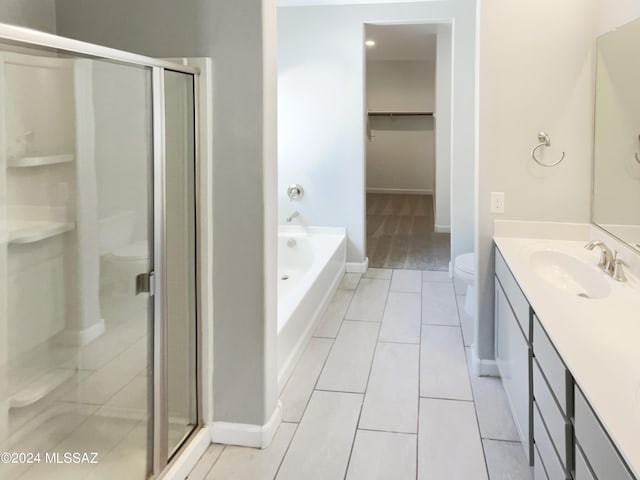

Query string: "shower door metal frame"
[0, 22, 203, 480]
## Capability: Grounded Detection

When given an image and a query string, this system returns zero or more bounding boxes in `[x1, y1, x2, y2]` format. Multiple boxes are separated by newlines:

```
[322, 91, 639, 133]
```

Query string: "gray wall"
[0, 0, 57, 33]
[55, 0, 278, 427]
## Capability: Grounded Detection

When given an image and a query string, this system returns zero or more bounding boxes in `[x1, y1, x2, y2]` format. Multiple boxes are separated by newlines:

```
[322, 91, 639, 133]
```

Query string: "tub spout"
[286, 211, 300, 223]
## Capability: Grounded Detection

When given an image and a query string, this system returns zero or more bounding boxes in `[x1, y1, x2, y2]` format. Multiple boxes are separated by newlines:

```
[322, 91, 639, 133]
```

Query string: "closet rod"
[367, 111, 434, 117]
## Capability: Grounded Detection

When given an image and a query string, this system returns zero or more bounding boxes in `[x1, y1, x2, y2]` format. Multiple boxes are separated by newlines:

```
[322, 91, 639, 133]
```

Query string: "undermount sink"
[530, 250, 611, 299]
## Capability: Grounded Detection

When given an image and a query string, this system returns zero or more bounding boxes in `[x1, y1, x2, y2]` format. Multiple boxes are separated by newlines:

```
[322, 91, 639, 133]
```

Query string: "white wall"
[596, 1, 640, 35]
[0, 1, 56, 33]
[476, 0, 597, 365]
[56, 0, 280, 433]
[367, 60, 434, 111]
[366, 60, 435, 194]
[278, 0, 476, 263]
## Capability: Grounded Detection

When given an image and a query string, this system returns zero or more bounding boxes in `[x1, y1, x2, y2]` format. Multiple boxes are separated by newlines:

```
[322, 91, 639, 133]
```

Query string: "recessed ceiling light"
[365, 40, 375, 47]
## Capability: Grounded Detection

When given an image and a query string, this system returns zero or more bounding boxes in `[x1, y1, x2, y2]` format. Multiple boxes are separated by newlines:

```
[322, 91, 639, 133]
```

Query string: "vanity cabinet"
[574, 387, 634, 480]
[495, 244, 638, 480]
[532, 315, 572, 479]
[494, 248, 532, 464]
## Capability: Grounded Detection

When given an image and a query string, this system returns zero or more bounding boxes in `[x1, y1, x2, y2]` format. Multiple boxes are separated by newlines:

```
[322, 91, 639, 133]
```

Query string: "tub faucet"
[584, 240, 614, 273]
[286, 211, 300, 223]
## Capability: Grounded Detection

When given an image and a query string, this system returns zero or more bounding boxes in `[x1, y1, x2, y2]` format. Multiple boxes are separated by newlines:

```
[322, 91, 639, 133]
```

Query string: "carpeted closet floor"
[366, 193, 450, 271]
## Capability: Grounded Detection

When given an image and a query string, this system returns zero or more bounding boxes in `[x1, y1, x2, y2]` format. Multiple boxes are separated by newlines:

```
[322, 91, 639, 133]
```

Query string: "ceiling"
[365, 24, 438, 61]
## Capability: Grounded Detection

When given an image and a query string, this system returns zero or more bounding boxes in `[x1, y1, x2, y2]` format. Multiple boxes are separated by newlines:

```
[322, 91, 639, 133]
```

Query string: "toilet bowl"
[454, 252, 475, 316]
[103, 240, 149, 295]
[99, 211, 149, 296]
[102, 241, 149, 296]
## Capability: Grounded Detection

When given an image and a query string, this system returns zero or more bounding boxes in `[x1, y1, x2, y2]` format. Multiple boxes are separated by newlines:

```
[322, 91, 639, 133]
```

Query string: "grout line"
[377, 339, 420, 346]
[342, 268, 392, 480]
[418, 395, 475, 403]
[421, 322, 461, 328]
[481, 437, 523, 444]
[340, 318, 381, 324]
[357, 427, 417, 436]
[314, 388, 366, 395]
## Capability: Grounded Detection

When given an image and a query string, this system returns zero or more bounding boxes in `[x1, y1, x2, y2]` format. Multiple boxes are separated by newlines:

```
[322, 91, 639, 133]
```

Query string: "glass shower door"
[163, 70, 198, 458]
[0, 46, 154, 480]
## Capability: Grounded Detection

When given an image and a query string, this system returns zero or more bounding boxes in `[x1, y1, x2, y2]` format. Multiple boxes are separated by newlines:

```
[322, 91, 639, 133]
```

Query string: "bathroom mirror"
[592, 17, 640, 251]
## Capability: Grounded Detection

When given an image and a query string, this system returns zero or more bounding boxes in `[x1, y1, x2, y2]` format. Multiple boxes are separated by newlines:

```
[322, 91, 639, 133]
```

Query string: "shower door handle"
[136, 271, 156, 296]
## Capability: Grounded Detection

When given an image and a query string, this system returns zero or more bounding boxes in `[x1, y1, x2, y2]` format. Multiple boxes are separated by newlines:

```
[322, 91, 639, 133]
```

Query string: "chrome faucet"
[286, 211, 300, 223]
[584, 240, 614, 274]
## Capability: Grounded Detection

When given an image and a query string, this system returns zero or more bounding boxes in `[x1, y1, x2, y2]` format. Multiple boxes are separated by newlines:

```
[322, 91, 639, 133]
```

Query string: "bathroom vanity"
[494, 230, 640, 480]
[493, 13, 640, 480]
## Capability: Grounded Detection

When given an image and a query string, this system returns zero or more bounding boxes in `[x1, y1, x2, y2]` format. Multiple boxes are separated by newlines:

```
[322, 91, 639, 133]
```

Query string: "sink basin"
[530, 250, 611, 299]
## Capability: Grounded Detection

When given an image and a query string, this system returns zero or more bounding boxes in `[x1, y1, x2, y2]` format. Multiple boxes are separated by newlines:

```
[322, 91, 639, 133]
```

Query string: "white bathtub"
[277, 225, 346, 390]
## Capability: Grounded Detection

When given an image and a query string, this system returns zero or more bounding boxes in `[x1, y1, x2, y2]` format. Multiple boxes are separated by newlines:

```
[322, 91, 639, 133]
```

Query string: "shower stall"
[0, 24, 201, 479]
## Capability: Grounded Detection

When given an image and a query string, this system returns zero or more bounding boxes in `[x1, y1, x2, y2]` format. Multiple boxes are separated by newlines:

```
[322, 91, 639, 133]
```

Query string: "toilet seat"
[111, 240, 148, 261]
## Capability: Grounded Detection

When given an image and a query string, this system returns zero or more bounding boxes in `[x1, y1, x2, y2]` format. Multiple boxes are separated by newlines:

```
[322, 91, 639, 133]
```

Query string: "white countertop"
[494, 235, 640, 478]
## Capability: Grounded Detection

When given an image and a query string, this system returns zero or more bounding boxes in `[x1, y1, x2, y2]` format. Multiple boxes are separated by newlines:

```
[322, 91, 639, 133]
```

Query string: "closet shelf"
[7, 153, 74, 168]
[367, 111, 434, 117]
[8, 220, 75, 245]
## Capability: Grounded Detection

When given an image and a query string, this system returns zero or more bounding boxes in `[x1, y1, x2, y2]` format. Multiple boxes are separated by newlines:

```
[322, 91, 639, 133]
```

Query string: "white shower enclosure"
[0, 24, 200, 479]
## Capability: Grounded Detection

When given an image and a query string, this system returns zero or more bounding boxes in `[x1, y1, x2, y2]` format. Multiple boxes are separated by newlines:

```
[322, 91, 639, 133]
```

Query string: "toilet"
[453, 252, 476, 316]
[99, 211, 149, 296]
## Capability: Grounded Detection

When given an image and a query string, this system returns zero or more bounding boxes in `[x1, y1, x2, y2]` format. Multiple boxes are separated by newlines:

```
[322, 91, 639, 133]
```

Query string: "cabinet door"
[495, 279, 531, 463]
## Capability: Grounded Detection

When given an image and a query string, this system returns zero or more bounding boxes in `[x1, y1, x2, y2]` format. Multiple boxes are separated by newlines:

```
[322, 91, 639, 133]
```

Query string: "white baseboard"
[471, 355, 499, 377]
[55, 319, 105, 347]
[163, 426, 212, 480]
[346, 257, 369, 273]
[211, 401, 282, 449]
[435, 224, 451, 233]
[366, 188, 433, 195]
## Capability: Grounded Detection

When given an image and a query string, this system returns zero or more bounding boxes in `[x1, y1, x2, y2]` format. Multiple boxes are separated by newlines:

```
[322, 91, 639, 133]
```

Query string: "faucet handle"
[612, 250, 630, 282]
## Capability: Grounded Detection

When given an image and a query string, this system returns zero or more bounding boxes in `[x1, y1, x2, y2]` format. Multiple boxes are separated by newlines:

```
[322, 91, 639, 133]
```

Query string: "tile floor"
[189, 268, 531, 480]
[0, 289, 191, 480]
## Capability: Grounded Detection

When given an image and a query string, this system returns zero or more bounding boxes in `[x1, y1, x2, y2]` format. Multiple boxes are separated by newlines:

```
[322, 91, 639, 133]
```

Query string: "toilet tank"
[98, 210, 137, 256]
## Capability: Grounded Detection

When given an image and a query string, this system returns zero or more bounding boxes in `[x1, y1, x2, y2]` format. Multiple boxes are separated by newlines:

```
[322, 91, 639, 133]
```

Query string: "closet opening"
[365, 23, 452, 271]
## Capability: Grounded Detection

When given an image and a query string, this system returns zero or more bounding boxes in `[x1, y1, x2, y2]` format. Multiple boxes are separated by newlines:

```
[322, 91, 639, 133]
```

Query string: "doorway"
[365, 23, 451, 271]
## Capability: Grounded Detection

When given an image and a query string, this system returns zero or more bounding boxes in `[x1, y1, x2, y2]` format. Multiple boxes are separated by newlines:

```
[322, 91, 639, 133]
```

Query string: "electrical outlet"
[490, 192, 505, 214]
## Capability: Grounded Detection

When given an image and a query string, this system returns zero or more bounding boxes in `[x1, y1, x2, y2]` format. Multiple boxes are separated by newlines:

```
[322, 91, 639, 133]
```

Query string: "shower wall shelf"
[7, 153, 74, 168]
[8, 220, 75, 245]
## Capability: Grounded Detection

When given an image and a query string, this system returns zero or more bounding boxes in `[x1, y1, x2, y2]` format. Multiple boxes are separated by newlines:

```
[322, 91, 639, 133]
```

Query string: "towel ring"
[531, 132, 565, 167]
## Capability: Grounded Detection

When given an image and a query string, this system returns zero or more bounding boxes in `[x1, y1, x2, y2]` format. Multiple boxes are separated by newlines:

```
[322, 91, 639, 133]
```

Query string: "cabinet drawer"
[575, 444, 596, 480]
[534, 403, 568, 480]
[575, 387, 633, 480]
[533, 361, 570, 468]
[533, 316, 569, 414]
[534, 445, 550, 480]
[495, 247, 530, 340]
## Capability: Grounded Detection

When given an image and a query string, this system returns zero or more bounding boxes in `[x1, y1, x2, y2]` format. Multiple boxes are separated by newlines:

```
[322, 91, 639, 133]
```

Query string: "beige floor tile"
[317, 321, 379, 393]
